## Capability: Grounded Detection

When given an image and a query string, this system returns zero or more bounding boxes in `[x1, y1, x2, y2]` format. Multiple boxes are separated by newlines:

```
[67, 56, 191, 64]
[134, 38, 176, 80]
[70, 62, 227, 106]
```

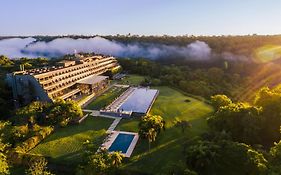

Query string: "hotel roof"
[77, 75, 108, 85]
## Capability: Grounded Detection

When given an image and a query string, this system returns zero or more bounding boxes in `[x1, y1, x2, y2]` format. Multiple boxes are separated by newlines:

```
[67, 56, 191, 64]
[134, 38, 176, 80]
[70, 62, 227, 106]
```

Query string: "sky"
[1, 0, 281, 36]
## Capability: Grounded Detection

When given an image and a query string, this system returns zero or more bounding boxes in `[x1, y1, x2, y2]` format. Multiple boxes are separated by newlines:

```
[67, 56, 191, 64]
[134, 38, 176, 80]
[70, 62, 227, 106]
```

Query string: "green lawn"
[118, 74, 145, 86]
[85, 86, 127, 110]
[30, 117, 113, 164]
[116, 86, 214, 174]
[28, 74, 213, 173]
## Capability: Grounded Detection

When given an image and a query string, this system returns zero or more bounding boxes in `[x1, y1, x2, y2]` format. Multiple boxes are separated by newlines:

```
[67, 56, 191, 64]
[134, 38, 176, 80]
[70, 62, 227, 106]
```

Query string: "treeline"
[3, 34, 281, 57]
[165, 86, 281, 175]
[119, 58, 249, 99]
[209, 89, 281, 147]
[105, 34, 281, 57]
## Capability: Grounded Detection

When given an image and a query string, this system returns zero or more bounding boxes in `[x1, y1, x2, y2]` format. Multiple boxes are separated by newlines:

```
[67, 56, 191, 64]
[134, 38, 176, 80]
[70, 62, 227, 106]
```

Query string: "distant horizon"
[1, 33, 281, 38]
[1, 1, 281, 36]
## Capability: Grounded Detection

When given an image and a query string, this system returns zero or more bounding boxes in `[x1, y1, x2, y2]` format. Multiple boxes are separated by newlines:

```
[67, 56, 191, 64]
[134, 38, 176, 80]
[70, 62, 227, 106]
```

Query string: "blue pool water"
[108, 133, 135, 153]
[119, 88, 158, 113]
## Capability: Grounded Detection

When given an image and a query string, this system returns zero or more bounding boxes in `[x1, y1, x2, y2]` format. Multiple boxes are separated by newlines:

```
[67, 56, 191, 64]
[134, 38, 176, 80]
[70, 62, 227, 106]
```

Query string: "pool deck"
[101, 131, 139, 157]
[84, 110, 138, 157]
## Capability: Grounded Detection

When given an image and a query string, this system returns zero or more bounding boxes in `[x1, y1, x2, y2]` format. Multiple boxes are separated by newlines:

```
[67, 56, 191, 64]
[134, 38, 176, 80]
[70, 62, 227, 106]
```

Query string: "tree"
[184, 140, 268, 175]
[85, 152, 108, 174]
[208, 102, 262, 145]
[254, 87, 281, 146]
[147, 128, 157, 151]
[0, 121, 18, 146]
[0, 139, 9, 175]
[174, 118, 192, 133]
[0, 55, 13, 67]
[108, 151, 123, 168]
[163, 161, 198, 175]
[48, 99, 83, 126]
[211, 94, 232, 110]
[12, 124, 29, 143]
[268, 140, 281, 174]
[138, 115, 165, 151]
[25, 157, 53, 175]
[207, 67, 224, 83]
[270, 140, 281, 162]
[79, 149, 124, 175]
[16, 101, 45, 126]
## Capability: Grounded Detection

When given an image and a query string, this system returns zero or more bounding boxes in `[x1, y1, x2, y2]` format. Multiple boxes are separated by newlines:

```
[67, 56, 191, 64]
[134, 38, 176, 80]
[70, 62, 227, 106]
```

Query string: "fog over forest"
[0, 36, 218, 60]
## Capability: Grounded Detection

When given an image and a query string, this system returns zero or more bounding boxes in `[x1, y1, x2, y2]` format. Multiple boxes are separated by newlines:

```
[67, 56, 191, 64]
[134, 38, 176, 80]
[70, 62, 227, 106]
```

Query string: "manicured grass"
[86, 86, 127, 110]
[28, 74, 213, 173]
[30, 117, 113, 164]
[116, 86, 214, 174]
[119, 74, 145, 86]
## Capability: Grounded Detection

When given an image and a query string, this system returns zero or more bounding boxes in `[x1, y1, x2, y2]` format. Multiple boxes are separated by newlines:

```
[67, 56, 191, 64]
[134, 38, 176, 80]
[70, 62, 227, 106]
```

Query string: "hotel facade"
[6, 55, 120, 106]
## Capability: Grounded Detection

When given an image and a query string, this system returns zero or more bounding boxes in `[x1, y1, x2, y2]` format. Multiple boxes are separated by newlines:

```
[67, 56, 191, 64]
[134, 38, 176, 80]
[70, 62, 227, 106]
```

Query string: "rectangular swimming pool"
[108, 133, 135, 153]
[119, 88, 158, 114]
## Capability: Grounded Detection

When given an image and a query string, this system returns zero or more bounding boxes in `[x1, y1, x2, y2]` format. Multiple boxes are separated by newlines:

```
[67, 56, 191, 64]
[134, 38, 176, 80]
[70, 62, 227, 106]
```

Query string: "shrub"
[15, 126, 54, 153]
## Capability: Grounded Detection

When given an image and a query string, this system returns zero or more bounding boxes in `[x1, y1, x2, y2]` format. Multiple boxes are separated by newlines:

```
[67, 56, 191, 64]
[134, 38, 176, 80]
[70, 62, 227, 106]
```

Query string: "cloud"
[185, 41, 211, 59]
[0, 37, 36, 58]
[22, 37, 124, 57]
[0, 36, 212, 60]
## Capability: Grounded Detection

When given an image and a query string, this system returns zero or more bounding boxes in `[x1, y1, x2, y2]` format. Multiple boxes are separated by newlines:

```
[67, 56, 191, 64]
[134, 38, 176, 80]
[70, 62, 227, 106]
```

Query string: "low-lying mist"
[0, 36, 212, 60]
[0, 36, 250, 62]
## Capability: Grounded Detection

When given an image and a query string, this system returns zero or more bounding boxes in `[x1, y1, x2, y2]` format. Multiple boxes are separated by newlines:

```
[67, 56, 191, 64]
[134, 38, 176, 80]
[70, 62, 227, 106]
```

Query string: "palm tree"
[138, 115, 165, 151]
[147, 128, 157, 151]
[109, 151, 124, 167]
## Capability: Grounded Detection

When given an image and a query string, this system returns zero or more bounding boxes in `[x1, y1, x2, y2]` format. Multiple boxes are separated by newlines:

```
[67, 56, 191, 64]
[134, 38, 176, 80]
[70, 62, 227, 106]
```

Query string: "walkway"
[107, 118, 121, 133]
[83, 109, 122, 133]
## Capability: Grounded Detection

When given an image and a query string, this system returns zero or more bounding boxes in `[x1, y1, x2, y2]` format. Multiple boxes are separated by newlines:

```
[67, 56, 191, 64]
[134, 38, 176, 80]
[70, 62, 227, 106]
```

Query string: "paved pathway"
[107, 118, 121, 133]
[83, 109, 122, 132]
[83, 109, 115, 119]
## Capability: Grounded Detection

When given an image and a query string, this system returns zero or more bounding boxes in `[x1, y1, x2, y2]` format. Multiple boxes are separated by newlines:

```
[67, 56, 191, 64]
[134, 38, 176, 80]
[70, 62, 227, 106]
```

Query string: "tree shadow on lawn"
[123, 129, 188, 174]
[121, 116, 210, 174]
[50, 150, 83, 164]
[48, 153, 82, 175]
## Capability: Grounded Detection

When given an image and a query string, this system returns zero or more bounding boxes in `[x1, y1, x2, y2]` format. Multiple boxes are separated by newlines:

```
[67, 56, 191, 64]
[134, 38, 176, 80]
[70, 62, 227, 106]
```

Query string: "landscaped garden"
[28, 75, 214, 174]
[30, 117, 113, 164]
[116, 86, 214, 174]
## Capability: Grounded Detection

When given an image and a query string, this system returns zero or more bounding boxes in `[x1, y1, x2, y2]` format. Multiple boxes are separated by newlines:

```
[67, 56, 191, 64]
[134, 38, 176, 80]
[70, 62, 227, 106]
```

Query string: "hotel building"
[6, 54, 120, 106]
